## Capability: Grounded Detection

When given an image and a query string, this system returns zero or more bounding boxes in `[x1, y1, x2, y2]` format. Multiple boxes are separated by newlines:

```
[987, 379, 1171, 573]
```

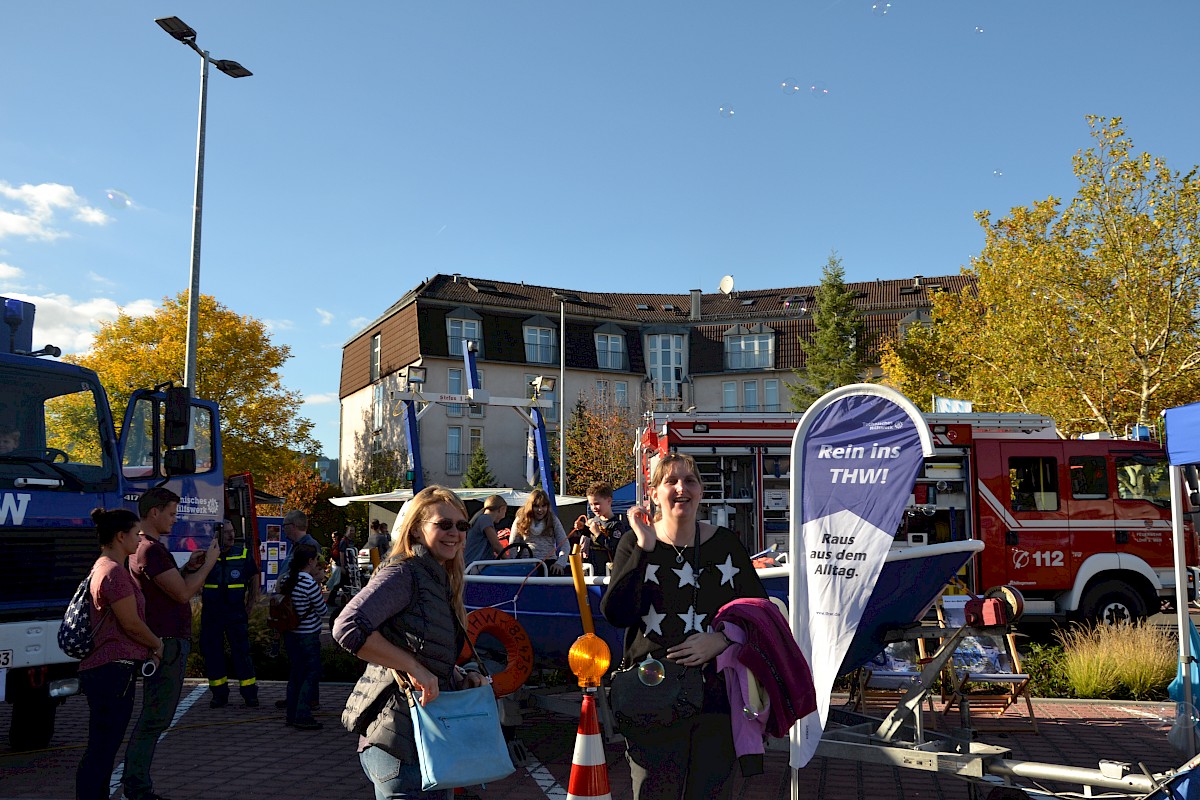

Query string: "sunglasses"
[429, 519, 470, 532]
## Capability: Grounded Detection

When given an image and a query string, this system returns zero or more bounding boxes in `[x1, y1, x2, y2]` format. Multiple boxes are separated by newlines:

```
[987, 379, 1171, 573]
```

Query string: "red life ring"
[458, 607, 534, 698]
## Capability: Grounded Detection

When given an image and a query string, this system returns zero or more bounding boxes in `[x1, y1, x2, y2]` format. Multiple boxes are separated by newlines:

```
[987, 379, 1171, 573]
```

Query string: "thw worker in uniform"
[200, 519, 260, 708]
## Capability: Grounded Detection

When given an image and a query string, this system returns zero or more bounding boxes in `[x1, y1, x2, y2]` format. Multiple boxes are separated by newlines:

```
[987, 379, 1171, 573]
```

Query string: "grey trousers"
[624, 711, 736, 800]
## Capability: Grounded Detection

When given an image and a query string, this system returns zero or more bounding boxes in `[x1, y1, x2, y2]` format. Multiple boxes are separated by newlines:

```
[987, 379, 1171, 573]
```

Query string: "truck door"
[1112, 449, 1174, 576]
[997, 441, 1073, 591]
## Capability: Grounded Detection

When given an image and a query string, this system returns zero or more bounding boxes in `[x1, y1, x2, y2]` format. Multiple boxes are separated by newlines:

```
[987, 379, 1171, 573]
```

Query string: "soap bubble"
[809, 82, 830, 98]
[871, 1, 891, 16]
[637, 655, 665, 686]
[780, 78, 802, 95]
[105, 189, 132, 209]
[993, 168, 1004, 177]
[975, 26, 985, 34]
[719, 105, 735, 118]
[742, 705, 761, 721]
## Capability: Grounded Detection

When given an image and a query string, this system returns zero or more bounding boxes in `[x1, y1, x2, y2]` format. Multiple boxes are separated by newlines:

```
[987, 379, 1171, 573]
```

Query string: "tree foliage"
[65, 292, 319, 477]
[460, 446, 496, 488]
[564, 388, 639, 496]
[790, 252, 869, 410]
[260, 459, 345, 540]
[881, 117, 1200, 435]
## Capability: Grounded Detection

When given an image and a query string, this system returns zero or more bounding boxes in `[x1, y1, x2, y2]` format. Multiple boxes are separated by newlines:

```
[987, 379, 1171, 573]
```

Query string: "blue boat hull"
[463, 541, 982, 676]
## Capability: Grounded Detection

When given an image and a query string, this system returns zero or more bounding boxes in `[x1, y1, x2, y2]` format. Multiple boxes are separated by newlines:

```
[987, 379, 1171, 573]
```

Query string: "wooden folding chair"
[936, 595, 1038, 733]
[851, 640, 937, 719]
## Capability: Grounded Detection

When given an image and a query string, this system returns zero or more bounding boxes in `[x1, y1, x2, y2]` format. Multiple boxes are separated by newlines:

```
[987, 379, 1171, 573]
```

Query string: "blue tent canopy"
[1164, 402, 1200, 466]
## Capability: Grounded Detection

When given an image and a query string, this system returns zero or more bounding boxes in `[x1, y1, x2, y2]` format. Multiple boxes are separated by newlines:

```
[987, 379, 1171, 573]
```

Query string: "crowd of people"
[76, 467, 772, 800]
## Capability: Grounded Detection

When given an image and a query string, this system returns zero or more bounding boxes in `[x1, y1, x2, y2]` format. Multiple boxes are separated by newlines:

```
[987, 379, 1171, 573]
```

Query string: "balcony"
[446, 452, 465, 475]
[447, 336, 483, 358]
[524, 342, 558, 364]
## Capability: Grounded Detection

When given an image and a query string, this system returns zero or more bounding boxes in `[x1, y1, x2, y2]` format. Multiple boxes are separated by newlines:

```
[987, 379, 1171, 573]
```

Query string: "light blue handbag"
[406, 682, 515, 790]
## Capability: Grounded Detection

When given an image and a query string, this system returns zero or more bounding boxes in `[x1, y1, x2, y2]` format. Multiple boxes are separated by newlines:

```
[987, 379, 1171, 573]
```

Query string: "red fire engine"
[636, 411, 1199, 623]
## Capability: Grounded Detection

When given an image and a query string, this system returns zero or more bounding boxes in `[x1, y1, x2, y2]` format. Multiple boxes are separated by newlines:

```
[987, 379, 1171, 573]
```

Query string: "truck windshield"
[0, 364, 116, 491]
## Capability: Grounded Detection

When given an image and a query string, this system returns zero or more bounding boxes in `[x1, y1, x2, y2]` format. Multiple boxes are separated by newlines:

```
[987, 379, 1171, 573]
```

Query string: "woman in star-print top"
[601, 452, 766, 800]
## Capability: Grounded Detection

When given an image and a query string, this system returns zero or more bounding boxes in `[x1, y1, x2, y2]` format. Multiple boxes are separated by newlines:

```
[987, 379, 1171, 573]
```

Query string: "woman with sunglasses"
[511, 488, 569, 572]
[334, 486, 488, 799]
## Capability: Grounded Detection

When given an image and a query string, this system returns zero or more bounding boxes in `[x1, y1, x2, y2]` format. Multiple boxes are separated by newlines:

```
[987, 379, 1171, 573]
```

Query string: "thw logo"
[0, 493, 31, 525]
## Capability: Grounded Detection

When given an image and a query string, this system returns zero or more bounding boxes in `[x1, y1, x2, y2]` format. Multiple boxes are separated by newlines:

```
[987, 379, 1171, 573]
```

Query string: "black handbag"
[609, 657, 704, 731]
[607, 530, 704, 732]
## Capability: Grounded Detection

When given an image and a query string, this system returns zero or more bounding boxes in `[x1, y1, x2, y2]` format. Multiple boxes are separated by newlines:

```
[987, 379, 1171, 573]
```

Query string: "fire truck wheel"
[1077, 579, 1148, 626]
[8, 689, 57, 751]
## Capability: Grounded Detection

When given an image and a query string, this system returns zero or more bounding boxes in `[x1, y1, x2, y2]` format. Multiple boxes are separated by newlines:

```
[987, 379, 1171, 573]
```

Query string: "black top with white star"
[600, 526, 767, 665]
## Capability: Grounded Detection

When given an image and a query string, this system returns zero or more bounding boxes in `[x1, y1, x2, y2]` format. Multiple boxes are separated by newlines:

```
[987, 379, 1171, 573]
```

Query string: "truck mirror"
[164, 387, 191, 447]
[164, 448, 196, 476]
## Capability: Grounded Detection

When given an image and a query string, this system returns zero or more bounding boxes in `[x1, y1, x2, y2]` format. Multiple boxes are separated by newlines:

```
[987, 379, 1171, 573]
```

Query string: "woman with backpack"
[280, 542, 326, 730]
[76, 508, 164, 800]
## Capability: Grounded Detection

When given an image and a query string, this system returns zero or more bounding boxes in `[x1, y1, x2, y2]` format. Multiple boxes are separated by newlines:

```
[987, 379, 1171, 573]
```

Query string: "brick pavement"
[0, 681, 1183, 800]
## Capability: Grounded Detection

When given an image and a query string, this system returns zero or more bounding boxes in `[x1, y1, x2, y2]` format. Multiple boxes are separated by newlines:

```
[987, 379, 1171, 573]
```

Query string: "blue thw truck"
[0, 296, 227, 749]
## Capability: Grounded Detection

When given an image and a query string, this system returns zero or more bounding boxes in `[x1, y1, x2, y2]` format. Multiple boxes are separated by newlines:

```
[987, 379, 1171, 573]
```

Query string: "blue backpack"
[58, 571, 99, 660]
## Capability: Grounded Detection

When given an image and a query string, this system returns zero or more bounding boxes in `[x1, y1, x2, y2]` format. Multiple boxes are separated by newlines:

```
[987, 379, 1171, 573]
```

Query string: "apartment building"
[337, 272, 970, 491]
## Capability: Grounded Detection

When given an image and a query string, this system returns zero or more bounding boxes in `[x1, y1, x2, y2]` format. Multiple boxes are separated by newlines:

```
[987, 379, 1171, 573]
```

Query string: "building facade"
[337, 272, 970, 491]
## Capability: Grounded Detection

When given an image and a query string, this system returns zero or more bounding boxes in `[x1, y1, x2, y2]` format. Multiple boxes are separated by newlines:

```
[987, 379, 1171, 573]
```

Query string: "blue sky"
[2, 2, 1198, 460]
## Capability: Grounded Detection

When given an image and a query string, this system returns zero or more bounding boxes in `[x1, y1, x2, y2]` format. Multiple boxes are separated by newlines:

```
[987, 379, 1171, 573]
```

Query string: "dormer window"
[594, 323, 627, 370]
[523, 315, 558, 364]
[446, 307, 483, 358]
[724, 323, 774, 370]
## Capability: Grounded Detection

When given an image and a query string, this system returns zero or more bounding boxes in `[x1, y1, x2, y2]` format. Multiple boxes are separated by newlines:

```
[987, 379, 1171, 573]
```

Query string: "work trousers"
[122, 637, 189, 800]
[624, 711, 737, 800]
[75, 661, 138, 800]
[199, 614, 257, 701]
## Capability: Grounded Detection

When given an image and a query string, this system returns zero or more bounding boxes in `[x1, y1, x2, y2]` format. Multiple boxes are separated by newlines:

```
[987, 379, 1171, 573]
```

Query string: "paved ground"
[0, 681, 1185, 800]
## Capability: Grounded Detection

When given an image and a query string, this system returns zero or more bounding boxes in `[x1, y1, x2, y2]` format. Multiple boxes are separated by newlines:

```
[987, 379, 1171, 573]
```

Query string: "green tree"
[790, 252, 869, 410]
[882, 117, 1200, 435]
[64, 292, 319, 477]
[461, 446, 496, 488]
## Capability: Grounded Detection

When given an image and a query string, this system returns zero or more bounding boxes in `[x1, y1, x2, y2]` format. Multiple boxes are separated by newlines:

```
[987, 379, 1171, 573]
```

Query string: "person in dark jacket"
[601, 453, 767, 800]
[200, 519, 259, 708]
[333, 486, 488, 799]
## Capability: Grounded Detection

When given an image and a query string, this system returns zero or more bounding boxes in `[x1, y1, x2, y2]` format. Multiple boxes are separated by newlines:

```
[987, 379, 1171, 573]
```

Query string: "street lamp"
[155, 16, 252, 396]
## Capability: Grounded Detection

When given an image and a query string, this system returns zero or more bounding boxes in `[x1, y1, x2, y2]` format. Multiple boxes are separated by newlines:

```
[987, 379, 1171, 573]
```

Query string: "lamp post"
[155, 16, 252, 396]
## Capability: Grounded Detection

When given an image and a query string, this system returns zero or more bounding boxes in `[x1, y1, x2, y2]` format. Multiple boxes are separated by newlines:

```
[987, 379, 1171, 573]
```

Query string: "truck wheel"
[1077, 580, 1148, 626]
[8, 691, 57, 751]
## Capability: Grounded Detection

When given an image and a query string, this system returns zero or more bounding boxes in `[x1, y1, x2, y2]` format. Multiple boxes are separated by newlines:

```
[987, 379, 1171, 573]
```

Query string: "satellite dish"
[718, 275, 735, 295]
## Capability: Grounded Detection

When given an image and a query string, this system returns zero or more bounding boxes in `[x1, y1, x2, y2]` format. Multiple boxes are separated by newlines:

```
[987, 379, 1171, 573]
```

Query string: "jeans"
[359, 745, 452, 800]
[283, 630, 322, 723]
[123, 637, 189, 800]
[200, 614, 257, 701]
[76, 661, 137, 800]
[625, 712, 736, 800]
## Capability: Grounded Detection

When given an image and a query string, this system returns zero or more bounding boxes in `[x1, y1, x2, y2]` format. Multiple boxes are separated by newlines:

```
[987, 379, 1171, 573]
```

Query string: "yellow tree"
[882, 117, 1200, 435]
[261, 459, 346, 539]
[65, 292, 319, 476]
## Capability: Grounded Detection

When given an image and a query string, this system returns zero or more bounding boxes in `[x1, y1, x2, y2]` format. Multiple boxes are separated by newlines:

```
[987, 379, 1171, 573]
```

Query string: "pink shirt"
[78, 556, 148, 670]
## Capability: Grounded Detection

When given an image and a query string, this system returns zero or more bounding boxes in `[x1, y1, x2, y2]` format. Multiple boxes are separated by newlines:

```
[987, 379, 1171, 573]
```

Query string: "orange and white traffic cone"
[566, 693, 611, 800]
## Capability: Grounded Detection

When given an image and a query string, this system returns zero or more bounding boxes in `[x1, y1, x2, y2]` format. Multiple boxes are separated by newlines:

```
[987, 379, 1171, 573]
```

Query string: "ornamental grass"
[1056, 621, 1175, 700]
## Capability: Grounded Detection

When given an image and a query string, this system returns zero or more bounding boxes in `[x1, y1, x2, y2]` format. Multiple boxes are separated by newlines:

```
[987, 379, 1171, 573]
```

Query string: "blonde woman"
[334, 486, 488, 799]
[510, 488, 569, 567]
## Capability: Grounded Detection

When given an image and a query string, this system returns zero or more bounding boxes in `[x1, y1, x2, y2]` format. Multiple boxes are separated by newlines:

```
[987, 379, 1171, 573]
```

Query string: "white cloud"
[87, 271, 116, 288]
[0, 181, 111, 241]
[1, 291, 155, 354]
[348, 316, 371, 329]
[303, 392, 340, 406]
[316, 308, 334, 326]
[263, 318, 295, 332]
[0, 262, 25, 284]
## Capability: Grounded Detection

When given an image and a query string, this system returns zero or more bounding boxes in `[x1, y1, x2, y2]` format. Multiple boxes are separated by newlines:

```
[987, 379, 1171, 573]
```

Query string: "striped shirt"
[290, 572, 326, 635]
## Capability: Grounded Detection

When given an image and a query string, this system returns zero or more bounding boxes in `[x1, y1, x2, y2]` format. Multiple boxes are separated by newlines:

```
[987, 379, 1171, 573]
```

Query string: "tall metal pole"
[559, 299, 566, 496]
[183, 50, 210, 395]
